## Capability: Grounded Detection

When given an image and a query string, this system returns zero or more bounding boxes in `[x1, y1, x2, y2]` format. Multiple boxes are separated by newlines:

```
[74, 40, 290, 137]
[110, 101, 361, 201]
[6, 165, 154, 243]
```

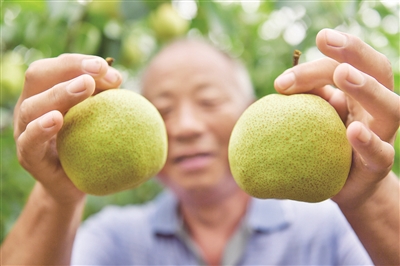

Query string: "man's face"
[142, 42, 252, 200]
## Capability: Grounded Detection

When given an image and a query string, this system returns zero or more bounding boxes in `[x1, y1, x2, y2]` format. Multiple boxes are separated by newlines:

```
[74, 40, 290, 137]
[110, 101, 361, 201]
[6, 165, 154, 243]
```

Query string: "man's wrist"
[32, 182, 86, 214]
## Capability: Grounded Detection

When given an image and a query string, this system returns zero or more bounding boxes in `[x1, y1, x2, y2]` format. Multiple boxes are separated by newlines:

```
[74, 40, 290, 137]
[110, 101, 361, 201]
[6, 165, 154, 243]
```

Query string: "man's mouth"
[175, 153, 211, 163]
[173, 153, 213, 171]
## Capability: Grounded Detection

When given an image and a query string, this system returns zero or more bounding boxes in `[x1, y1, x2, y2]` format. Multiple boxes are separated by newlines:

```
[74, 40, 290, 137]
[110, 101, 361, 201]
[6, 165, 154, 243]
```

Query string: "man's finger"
[274, 57, 339, 95]
[334, 63, 400, 141]
[17, 111, 63, 172]
[274, 58, 350, 121]
[316, 28, 394, 90]
[347, 121, 395, 177]
[23, 54, 122, 99]
[17, 74, 95, 136]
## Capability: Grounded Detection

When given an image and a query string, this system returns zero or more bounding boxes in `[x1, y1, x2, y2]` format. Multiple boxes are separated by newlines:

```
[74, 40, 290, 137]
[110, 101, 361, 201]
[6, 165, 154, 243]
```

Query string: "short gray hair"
[140, 37, 256, 102]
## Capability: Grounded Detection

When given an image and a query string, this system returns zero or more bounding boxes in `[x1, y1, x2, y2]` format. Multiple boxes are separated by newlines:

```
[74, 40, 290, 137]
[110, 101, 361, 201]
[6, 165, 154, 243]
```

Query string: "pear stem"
[106, 57, 115, 67]
[293, 50, 302, 67]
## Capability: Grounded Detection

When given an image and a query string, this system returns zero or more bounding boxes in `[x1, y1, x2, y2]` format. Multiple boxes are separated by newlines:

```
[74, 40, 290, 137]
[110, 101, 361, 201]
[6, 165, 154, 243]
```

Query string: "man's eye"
[158, 107, 173, 117]
[200, 98, 222, 107]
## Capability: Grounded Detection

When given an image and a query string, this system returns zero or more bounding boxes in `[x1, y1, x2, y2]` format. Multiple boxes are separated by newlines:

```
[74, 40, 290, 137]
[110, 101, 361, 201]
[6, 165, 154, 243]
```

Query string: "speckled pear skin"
[57, 89, 168, 196]
[228, 94, 352, 202]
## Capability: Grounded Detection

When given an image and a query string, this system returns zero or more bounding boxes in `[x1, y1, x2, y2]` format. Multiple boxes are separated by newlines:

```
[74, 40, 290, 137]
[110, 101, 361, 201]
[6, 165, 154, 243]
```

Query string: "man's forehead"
[141, 39, 254, 103]
[148, 40, 232, 73]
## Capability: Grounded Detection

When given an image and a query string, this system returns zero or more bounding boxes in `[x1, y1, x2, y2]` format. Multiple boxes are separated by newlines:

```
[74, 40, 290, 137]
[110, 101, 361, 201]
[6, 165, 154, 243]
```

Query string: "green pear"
[57, 89, 167, 196]
[149, 3, 189, 41]
[1, 51, 25, 107]
[228, 94, 352, 202]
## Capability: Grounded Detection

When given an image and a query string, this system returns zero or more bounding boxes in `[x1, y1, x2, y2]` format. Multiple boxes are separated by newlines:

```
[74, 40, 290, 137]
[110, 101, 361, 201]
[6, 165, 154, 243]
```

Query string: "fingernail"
[275, 72, 295, 91]
[357, 126, 371, 143]
[346, 65, 365, 85]
[82, 58, 102, 74]
[326, 30, 347, 47]
[67, 76, 86, 94]
[104, 68, 120, 84]
[40, 113, 56, 129]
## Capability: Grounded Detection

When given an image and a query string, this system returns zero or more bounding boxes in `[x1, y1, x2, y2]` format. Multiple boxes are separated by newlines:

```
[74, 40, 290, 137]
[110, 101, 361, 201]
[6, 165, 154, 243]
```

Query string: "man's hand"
[274, 28, 399, 208]
[274, 28, 400, 265]
[14, 54, 123, 204]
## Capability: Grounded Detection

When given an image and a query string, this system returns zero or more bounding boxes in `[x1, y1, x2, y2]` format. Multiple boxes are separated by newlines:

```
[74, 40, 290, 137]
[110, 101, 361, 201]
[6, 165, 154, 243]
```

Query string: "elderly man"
[1, 29, 399, 265]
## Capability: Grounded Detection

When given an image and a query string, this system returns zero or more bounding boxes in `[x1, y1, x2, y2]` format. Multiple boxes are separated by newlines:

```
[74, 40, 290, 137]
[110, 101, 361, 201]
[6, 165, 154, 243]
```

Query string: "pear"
[149, 3, 189, 41]
[57, 89, 167, 196]
[1, 51, 25, 107]
[228, 94, 352, 202]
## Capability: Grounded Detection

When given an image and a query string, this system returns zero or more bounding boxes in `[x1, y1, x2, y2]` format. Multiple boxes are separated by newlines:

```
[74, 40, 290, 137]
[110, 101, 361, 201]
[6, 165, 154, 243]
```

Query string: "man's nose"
[169, 104, 205, 142]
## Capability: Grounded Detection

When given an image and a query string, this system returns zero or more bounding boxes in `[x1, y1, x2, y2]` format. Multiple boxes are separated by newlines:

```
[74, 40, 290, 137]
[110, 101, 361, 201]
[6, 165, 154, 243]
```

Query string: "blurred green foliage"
[1, 0, 399, 243]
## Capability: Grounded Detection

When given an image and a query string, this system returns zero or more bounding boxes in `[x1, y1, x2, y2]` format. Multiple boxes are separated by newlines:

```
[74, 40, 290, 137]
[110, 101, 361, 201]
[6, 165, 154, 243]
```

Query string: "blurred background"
[1, 0, 399, 242]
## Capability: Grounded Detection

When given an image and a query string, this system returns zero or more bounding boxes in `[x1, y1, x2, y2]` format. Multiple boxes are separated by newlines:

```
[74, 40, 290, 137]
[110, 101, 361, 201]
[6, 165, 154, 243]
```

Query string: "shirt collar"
[150, 190, 181, 235]
[150, 190, 291, 235]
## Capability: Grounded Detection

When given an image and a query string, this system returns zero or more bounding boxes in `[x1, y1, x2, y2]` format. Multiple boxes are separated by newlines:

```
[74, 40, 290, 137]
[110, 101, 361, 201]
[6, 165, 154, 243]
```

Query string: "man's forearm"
[1, 182, 85, 265]
[340, 171, 400, 265]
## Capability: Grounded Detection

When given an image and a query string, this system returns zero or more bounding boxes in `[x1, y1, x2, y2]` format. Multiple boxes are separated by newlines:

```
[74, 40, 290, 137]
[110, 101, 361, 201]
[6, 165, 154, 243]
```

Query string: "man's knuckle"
[18, 99, 32, 127]
[377, 158, 394, 177]
[370, 145, 395, 175]
[24, 62, 40, 84]
[383, 147, 395, 168]
[49, 86, 62, 107]
[16, 140, 30, 170]
[384, 55, 393, 72]
[57, 53, 73, 63]
[383, 56, 394, 90]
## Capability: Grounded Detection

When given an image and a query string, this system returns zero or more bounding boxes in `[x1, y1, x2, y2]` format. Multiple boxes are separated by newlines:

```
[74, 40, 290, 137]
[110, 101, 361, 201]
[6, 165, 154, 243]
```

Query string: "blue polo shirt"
[71, 190, 372, 265]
